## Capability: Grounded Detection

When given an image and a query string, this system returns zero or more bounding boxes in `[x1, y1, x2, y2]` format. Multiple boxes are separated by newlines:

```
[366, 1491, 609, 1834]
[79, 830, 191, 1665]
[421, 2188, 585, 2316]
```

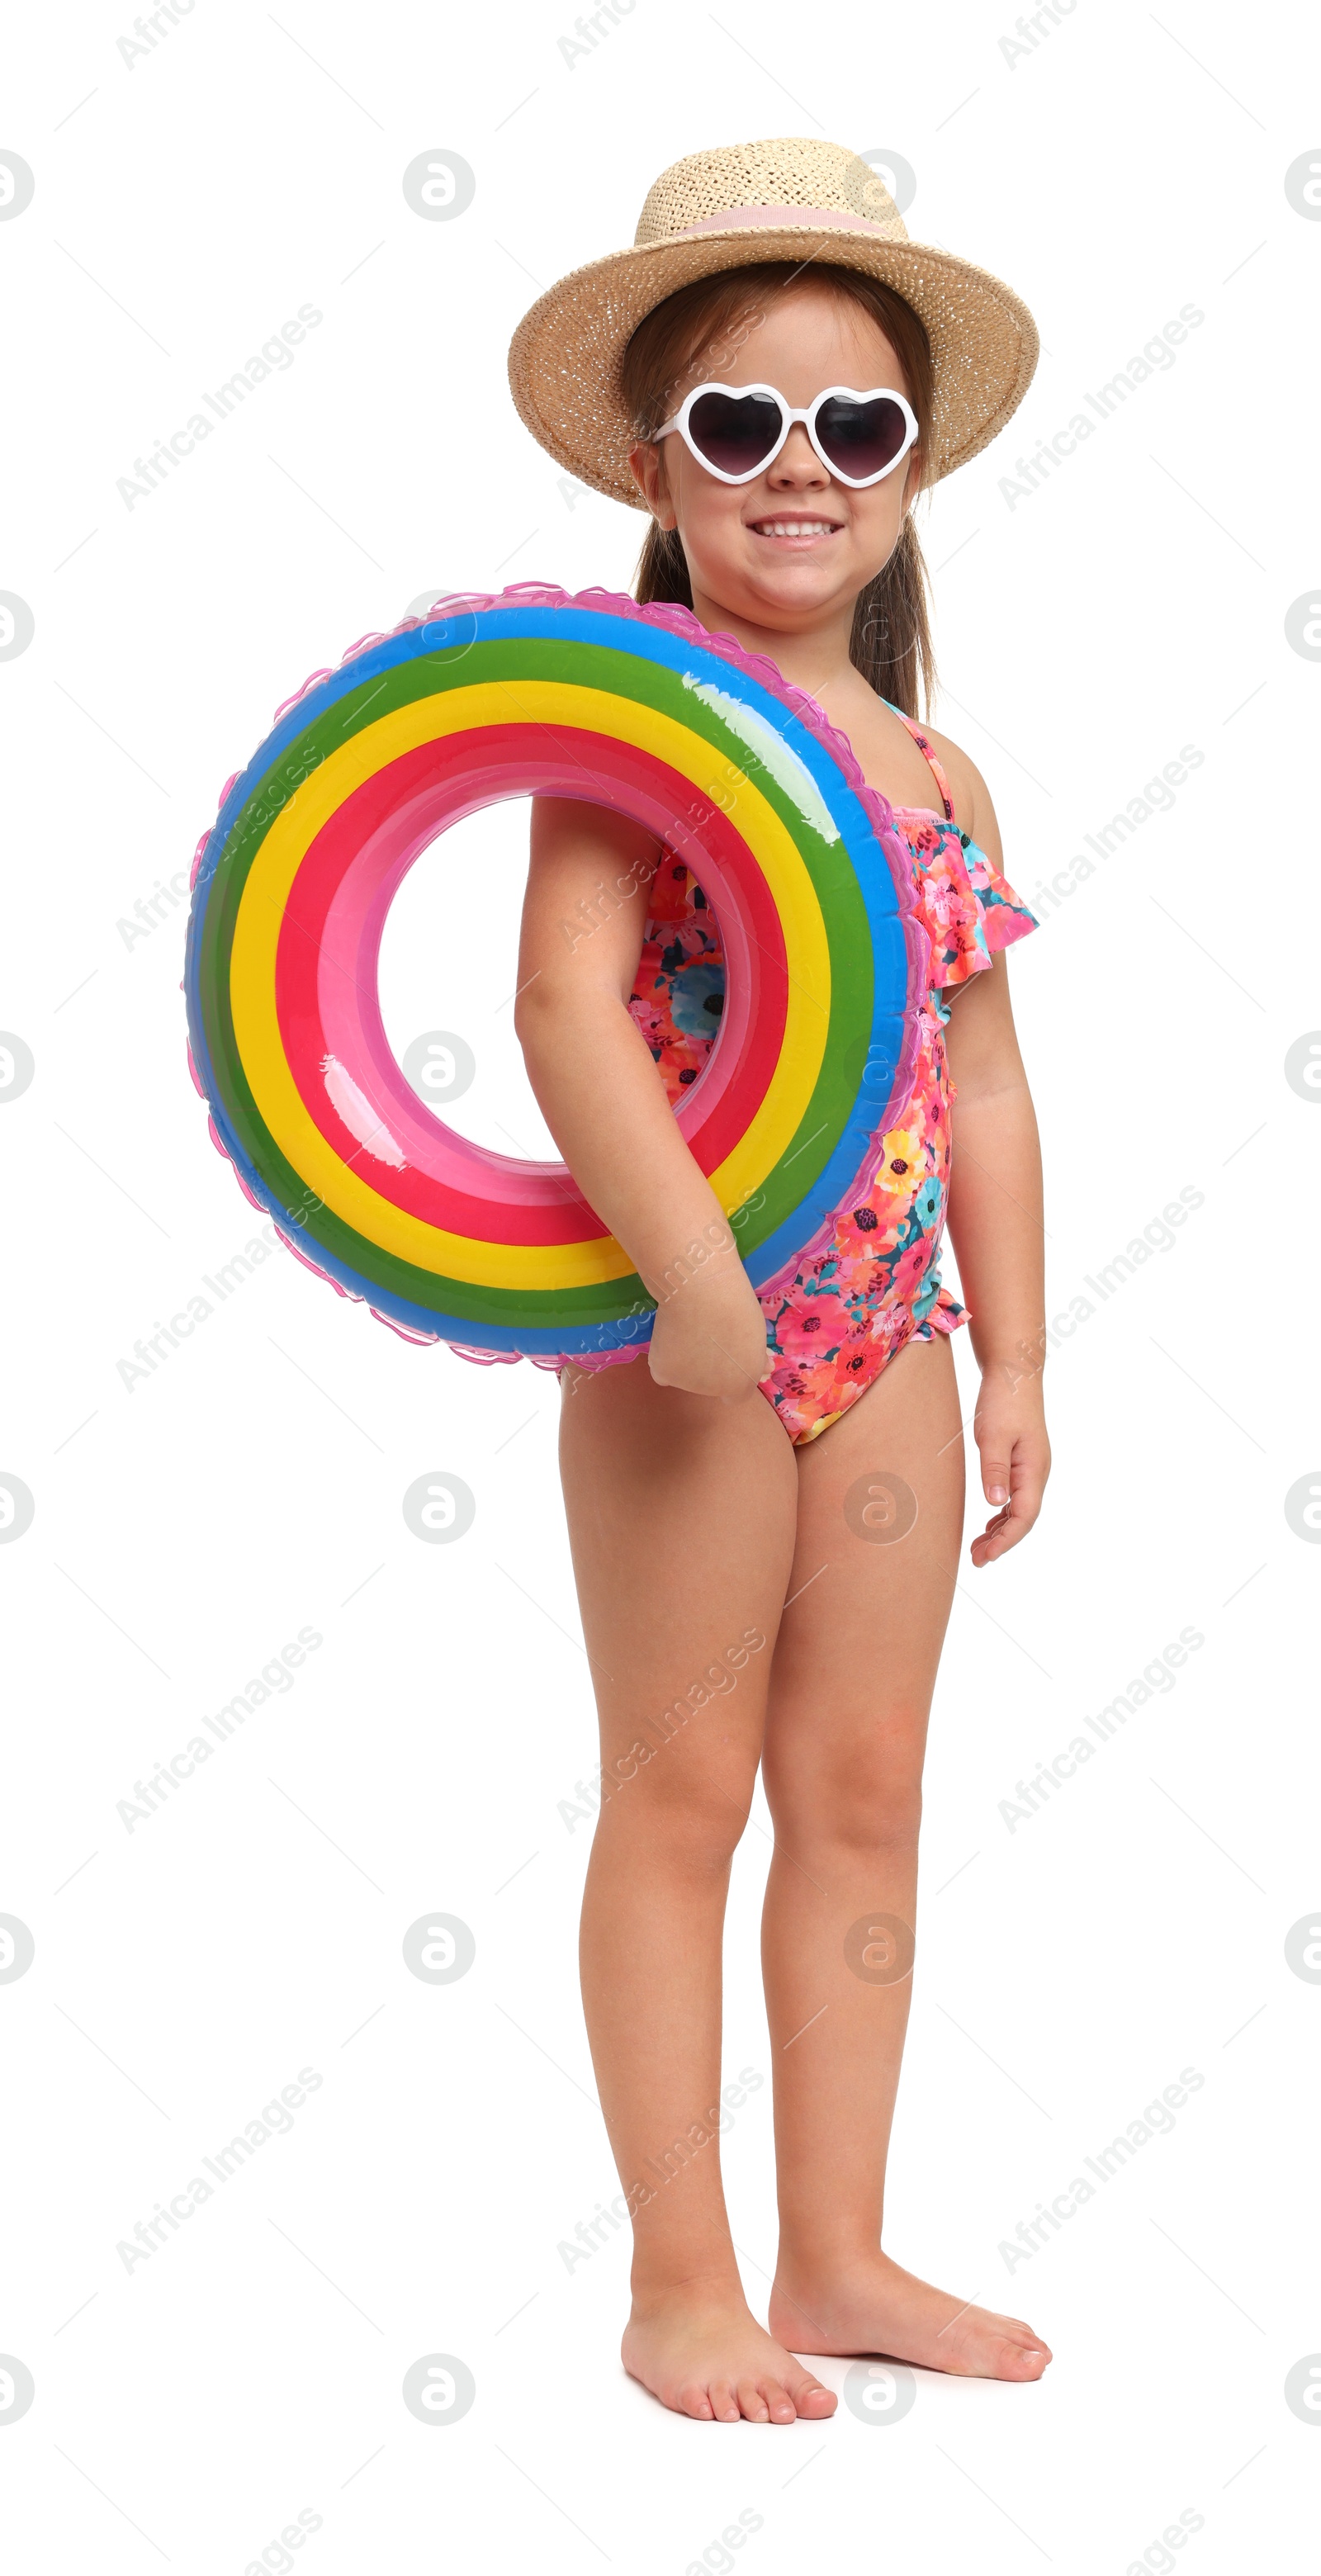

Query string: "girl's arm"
[513, 796, 771, 1404]
[938, 759, 1051, 1567]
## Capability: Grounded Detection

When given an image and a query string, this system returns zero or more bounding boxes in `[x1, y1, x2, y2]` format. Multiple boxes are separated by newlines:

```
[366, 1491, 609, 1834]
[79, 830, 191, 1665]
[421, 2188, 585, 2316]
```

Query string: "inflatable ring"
[184, 585, 927, 1361]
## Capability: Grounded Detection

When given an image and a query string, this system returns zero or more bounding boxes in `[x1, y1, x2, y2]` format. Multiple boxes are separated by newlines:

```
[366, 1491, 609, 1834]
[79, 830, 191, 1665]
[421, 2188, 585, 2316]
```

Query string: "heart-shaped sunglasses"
[654, 381, 921, 488]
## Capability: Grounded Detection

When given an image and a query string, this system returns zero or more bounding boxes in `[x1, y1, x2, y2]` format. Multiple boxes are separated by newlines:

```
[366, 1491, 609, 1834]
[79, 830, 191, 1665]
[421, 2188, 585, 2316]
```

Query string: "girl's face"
[629, 279, 922, 637]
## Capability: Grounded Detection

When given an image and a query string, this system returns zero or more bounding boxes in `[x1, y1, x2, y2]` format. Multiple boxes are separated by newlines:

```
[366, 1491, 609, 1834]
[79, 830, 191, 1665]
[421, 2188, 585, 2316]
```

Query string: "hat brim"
[508, 227, 1039, 504]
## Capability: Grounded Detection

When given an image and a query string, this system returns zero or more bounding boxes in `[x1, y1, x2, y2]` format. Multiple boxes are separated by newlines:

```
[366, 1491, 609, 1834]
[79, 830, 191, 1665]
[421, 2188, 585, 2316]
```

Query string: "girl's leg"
[760, 1333, 1052, 2379]
[557, 1356, 837, 2423]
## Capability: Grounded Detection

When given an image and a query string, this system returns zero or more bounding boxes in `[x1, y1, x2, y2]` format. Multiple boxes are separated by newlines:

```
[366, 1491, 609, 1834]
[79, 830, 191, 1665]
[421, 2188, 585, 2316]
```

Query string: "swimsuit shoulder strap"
[886, 701, 956, 824]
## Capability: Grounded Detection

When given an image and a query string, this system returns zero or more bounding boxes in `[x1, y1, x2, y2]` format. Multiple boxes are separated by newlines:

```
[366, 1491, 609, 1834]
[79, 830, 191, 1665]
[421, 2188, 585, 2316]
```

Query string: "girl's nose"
[768, 422, 827, 485]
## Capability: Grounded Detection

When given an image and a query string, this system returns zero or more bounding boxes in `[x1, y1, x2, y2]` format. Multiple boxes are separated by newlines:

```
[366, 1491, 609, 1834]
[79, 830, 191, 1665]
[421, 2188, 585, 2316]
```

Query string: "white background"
[2, 1, 1319, 2568]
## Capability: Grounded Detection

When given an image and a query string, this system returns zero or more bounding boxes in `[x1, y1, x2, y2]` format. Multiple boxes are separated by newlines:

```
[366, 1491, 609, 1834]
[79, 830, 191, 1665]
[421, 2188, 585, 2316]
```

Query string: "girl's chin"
[723, 561, 860, 620]
[696, 542, 857, 590]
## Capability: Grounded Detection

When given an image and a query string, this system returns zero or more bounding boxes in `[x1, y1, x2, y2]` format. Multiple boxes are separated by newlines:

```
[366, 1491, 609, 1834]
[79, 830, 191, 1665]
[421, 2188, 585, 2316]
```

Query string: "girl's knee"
[764, 1758, 924, 1856]
[601, 1745, 758, 1868]
[841, 1782, 924, 1854]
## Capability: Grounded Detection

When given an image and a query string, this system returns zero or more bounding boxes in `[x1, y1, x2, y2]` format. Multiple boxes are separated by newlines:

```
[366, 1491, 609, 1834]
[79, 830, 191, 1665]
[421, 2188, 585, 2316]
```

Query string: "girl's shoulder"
[888, 716, 1037, 988]
[907, 720, 999, 855]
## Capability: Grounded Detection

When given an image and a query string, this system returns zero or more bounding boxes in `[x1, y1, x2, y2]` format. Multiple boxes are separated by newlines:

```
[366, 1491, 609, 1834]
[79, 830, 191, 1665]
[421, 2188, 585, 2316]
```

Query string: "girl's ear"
[629, 441, 678, 530]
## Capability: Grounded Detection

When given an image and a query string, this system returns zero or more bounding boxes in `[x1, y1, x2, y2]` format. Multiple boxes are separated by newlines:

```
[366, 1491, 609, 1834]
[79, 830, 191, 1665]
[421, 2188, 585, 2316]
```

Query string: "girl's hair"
[619, 261, 936, 718]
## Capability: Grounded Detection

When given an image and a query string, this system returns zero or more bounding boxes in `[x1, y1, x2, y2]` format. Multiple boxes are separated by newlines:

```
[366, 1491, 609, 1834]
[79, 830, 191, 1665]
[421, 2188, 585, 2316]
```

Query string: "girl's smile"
[746, 511, 846, 543]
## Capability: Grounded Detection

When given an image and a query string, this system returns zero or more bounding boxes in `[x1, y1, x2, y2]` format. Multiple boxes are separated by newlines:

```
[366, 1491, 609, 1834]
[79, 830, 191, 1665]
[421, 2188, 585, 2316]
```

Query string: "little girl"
[506, 138, 1053, 2422]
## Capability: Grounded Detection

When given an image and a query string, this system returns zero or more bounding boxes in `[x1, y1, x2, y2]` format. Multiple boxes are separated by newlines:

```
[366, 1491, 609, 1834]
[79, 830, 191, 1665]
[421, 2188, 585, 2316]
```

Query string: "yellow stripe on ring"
[230, 680, 831, 1289]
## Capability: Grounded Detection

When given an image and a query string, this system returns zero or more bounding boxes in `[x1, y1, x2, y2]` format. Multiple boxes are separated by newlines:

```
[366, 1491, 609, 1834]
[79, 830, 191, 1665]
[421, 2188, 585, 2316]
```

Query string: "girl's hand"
[646, 1248, 773, 1405]
[969, 1371, 1050, 1567]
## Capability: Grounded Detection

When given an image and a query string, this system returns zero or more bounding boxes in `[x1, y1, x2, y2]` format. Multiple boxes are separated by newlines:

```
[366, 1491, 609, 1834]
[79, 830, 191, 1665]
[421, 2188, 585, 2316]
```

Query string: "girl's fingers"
[970, 1450, 1046, 1562]
[973, 1497, 1037, 1559]
[972, 1416, 1050, 1560]
[971, 1506, 1010, 1561]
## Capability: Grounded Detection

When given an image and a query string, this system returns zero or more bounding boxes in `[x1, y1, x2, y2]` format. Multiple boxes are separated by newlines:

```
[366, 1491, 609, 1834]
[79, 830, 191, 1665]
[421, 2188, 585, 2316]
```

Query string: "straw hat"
[508, 136, 1039, 505]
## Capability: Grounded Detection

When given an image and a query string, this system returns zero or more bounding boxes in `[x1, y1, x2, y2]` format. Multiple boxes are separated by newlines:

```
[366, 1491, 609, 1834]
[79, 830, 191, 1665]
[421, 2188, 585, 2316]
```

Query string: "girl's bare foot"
[623, 2278, 839, 2422]
[769, 2249, 1052, 2382]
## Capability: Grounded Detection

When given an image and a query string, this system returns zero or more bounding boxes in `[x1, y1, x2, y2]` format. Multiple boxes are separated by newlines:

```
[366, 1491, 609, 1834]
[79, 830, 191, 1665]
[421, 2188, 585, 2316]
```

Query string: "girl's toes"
[1000, 2337, 1049, 2379]
[791, 2371, 837, 2417]
[679, 2382, 716, 2420]
[737, 2379, 770, 2421]
[763, 2380, 797, 2423]
[706, 2379, 740, 2422]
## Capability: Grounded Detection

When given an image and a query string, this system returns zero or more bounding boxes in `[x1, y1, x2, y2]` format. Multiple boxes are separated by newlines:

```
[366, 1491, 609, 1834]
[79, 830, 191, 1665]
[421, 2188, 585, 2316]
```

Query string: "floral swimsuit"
[625, 711, 1039, 1445]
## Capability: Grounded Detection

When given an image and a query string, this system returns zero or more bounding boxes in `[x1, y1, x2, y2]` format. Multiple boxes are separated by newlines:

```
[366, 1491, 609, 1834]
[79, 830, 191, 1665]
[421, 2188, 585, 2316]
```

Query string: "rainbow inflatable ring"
[184, 585, 928, 1366]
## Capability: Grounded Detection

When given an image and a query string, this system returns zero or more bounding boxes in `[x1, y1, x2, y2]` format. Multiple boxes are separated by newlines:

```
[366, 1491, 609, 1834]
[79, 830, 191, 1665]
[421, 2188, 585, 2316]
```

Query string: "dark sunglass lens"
[816, 395, 909, 479]
[687, 391, 783, 476]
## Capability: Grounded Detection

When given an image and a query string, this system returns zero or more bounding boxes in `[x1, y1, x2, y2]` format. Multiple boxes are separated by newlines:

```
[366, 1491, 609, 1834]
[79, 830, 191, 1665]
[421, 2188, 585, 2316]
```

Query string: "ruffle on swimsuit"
[904, 810, 1037, 994]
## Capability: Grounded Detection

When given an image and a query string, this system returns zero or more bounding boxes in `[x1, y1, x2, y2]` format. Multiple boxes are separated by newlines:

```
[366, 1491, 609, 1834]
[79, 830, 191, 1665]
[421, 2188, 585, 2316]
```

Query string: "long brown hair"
[619, 261, 936, 718]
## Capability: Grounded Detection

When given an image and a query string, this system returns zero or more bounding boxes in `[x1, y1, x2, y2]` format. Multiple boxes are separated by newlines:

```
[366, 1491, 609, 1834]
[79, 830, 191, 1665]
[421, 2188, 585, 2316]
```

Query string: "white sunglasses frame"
[653, 381, 921, 489]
